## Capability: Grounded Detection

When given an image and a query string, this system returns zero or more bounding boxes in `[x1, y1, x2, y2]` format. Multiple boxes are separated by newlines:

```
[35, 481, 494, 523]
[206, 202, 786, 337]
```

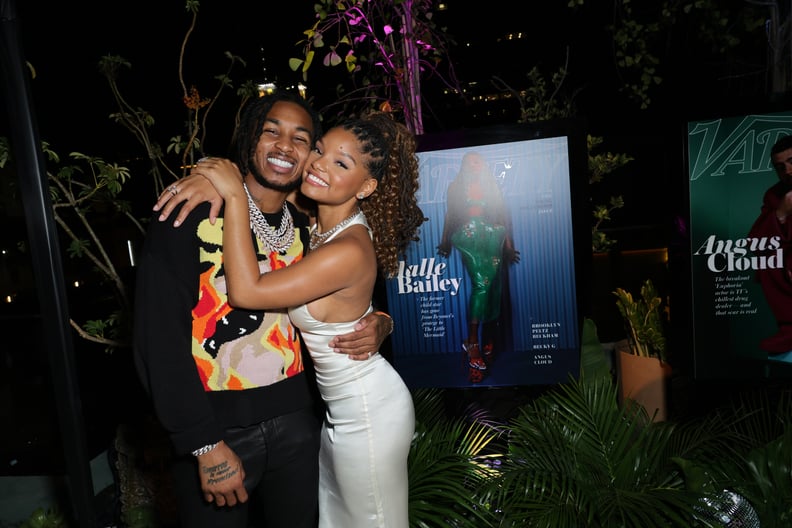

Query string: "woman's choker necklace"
[310, 209, 362, 250]
[243, 183, 295, 253]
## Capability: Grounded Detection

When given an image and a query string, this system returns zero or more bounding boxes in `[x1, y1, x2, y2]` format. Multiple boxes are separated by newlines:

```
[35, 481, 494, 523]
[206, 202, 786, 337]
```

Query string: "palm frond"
[480, 377, 717, 527]
[409, 388, 501, 527]
[676, 389, 792, 527]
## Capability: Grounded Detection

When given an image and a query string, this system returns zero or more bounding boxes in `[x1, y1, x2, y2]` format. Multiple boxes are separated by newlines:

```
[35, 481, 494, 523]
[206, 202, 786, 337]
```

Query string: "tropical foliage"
[675, 388, 792, 528]
[0, 1, 254, 351]
[407, 388, 500, 526]
[16, 374, 792, 527]
[479, 377, 707, 527]
[406, 372, 792, 527]
[17, 507, 68, 528]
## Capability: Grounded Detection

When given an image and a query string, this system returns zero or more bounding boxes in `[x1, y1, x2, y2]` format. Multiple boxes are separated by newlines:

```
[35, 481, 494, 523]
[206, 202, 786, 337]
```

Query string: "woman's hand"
[437, 241, 452, 258]
[155, 172, 224, 227]
[504, 245, 520, 264]
[192, 158, 246, 202]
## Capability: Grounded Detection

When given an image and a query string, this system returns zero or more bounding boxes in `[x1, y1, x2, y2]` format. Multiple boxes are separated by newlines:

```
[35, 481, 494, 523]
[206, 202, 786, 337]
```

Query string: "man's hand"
[196, 441, 248, 507]
[329, 311, 393, 360]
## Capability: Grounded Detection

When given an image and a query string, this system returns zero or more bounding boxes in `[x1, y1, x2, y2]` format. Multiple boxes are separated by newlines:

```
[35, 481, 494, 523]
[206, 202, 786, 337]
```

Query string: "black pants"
[170, 407, 321, 528]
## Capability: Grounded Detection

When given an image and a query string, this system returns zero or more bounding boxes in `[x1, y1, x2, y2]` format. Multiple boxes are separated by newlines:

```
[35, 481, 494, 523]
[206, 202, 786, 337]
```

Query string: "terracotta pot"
[616, 348, 672, 422]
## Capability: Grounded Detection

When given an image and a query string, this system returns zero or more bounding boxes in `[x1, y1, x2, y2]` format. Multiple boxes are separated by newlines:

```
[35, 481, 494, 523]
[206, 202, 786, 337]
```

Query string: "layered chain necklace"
[310, 209, 362, 250]
[243, 183, 295, 253]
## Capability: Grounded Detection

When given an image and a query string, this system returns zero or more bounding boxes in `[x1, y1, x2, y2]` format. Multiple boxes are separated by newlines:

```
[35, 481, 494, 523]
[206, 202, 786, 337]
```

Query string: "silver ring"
[168, 185, 179, 196]
[198, 157, 209, 163]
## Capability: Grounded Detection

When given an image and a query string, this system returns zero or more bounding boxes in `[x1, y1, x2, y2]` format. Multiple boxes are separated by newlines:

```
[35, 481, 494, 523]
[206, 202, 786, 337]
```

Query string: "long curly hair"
[339, 112, 426, 277]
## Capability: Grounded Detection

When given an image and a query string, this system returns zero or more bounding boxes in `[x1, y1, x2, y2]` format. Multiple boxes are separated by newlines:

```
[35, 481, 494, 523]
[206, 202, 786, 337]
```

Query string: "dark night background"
[7, 1, 784, 235]
[2, 0, 791, 498]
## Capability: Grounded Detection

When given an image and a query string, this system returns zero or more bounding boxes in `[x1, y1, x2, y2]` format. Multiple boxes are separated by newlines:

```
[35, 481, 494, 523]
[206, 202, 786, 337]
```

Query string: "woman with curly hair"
[181, 111, 424, 528]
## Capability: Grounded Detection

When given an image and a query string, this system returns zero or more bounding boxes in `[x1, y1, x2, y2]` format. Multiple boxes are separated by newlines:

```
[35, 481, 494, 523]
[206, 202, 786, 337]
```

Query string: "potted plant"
[612, 278, 672, 421]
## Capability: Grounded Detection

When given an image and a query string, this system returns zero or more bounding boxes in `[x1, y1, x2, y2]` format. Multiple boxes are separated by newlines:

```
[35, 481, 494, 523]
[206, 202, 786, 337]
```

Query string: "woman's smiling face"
[301, 127, 373, 206]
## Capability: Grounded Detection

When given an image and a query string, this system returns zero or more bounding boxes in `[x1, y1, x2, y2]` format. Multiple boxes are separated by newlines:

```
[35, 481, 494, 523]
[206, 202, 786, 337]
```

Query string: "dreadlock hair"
[230, 91, 322, 175]
[339, 111, 426, 277]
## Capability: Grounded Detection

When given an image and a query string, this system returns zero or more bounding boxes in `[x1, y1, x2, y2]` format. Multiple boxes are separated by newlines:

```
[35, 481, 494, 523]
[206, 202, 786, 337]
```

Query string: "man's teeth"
[269, 157, 293, 168]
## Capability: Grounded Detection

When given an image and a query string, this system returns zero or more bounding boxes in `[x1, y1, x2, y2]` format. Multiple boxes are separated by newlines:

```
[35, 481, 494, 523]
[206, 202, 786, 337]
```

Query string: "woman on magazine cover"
[437, 151, 520, 383]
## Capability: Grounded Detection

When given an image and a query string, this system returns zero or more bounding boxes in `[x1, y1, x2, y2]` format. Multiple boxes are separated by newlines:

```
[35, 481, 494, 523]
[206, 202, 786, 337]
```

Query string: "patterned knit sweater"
[134, 202, 318, 455]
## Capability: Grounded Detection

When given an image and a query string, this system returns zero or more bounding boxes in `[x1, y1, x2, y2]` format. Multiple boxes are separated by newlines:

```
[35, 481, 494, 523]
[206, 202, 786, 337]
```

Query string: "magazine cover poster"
[688, 110, 792, 379]
[385, 134, 581, 389]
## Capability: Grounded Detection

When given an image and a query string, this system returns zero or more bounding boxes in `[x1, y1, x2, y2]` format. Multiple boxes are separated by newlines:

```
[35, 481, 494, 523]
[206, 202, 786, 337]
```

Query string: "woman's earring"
[357, 193, 365, 200]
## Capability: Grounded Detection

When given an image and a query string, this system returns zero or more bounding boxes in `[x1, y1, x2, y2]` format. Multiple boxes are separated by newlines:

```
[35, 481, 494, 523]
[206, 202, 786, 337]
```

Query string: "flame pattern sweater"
[134, 202, 317, 455]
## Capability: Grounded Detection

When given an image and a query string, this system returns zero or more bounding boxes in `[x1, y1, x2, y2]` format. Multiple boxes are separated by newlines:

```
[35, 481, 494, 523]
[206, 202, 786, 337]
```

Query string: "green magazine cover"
[688, 110, 792, 379]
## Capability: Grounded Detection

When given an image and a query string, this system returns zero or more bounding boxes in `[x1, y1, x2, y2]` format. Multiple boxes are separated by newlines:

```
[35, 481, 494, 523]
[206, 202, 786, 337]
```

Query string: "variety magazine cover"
[687, 110, 792, 379]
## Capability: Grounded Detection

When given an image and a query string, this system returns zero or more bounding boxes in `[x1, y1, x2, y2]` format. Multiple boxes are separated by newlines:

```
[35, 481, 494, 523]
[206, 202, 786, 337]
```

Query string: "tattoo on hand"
[202, 461, 239, 485]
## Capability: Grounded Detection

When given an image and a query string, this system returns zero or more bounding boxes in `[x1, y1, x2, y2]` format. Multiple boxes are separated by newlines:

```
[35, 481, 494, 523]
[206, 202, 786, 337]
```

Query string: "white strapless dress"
[289, 212, 414, 528]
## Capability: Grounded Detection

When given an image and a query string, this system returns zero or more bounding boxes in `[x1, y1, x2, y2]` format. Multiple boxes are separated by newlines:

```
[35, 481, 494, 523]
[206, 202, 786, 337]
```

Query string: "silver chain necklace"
[243, 183, 295, 253]
[310, 209, 362, 250]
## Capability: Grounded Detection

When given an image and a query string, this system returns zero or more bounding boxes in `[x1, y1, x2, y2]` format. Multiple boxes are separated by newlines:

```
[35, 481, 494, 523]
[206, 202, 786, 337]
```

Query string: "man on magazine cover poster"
[748, 134, 792, 356]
